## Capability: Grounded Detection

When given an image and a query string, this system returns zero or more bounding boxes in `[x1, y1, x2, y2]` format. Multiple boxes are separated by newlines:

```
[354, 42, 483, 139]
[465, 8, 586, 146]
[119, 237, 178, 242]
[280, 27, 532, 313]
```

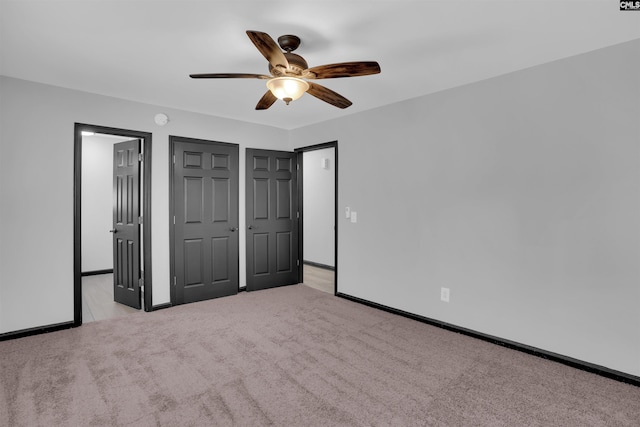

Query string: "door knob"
[109, 229, 117, 233]
[248, 225, 258, 230]
[229, 227, 238, 232]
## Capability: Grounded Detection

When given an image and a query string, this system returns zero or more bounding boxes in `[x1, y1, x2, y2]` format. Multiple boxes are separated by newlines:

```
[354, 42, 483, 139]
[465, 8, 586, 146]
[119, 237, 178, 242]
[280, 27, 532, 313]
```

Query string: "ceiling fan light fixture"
[266, 77, 309, 105]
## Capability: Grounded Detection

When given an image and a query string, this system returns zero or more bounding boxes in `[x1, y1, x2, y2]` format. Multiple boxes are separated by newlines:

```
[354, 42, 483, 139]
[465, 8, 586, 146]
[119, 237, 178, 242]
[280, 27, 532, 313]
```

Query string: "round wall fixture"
[154, 113, 169, 126]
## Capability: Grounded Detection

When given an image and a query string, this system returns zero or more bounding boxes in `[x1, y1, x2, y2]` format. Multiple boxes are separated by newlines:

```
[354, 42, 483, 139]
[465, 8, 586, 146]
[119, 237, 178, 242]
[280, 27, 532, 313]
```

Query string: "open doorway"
[73, 124, 153, 326]
[296, 142, 337, 295]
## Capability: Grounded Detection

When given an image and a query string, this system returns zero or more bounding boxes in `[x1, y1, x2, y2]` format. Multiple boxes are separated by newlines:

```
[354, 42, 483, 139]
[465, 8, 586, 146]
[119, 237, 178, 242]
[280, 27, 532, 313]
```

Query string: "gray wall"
[290, 39, 640, 376]
[303, 148, 335, 267]
[0, 76, 289, 332]
[1, 39, 638, 377]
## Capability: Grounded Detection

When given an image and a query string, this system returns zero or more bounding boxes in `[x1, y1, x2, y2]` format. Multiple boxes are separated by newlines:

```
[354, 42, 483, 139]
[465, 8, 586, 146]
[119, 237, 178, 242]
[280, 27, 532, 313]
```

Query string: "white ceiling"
[1, 0, 639, 130]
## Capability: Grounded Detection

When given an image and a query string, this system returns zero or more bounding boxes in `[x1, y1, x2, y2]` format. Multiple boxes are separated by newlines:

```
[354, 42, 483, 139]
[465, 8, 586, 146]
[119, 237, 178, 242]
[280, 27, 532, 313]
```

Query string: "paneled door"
[171, 137, 239, 304]
[112, 139, 141, 309]
[246, 149, 299, 291]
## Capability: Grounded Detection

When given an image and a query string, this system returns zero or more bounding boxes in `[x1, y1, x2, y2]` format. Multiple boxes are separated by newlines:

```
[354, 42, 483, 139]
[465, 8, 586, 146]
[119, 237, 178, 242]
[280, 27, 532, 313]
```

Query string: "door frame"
[73, 123, 153, 326]
[168, 135, 240, 305]
[294, 141, 338, 295]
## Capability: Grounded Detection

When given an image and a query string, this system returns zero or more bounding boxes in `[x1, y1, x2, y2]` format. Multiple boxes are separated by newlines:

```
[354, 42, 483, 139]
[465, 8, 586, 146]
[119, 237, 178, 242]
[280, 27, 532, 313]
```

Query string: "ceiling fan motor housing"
[269, 53, 309, 76]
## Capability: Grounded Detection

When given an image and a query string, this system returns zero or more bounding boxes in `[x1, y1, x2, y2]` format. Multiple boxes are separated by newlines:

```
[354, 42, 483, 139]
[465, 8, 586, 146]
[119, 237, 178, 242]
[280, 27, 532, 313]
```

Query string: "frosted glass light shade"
[266, 77, 309, 104]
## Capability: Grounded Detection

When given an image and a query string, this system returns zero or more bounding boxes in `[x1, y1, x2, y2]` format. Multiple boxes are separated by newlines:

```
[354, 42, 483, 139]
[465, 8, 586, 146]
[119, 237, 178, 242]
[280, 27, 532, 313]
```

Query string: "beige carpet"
[1, 285, 639, 426]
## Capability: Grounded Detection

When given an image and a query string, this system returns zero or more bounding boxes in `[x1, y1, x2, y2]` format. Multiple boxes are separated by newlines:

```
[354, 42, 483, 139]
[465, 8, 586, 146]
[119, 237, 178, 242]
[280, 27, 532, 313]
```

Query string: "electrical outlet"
[440, 287, 450, 303]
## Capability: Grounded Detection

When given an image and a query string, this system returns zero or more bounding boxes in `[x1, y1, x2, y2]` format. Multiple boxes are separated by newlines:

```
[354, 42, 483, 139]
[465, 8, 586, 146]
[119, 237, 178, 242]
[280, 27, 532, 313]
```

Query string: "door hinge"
[139, 277, 144, 290]
[173, 276, 177, 286]
[173, 216, 176, 225]
[138, 153, 143, 162]
[297, 259, 300, 266]
[139, 216, 143, 223]
[173, 154, 176, 164]
[297, 163, 300, 170]
[297, 211, 299, 219]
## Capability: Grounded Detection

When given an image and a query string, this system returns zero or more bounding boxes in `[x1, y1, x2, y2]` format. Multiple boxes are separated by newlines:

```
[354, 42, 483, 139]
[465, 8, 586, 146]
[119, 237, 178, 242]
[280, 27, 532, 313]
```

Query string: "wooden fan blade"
[256, 90, 277, 110]
[305, 61, 381, 79]
[246, 31, 289, 70]
[189, 73, 270, 79]
[307, 83, 352, 109]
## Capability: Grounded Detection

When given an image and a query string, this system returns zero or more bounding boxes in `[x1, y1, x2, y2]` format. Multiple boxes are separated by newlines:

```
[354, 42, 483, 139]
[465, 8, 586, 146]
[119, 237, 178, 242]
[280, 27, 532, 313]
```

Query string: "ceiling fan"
[190, 30, 381, 110]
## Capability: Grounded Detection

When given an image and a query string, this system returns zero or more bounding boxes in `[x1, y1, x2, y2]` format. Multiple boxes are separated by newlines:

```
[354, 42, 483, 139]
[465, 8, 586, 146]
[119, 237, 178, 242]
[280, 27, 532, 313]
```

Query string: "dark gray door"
[172, 138, 239, 304]
[112, 139, 141, 309]
[246, 149, 299, 291]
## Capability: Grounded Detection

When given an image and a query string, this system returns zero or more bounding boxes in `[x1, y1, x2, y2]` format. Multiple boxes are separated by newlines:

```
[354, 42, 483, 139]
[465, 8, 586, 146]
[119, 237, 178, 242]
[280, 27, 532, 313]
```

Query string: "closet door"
[246, 148, 299, 291]
[171, 137, 239, 304]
